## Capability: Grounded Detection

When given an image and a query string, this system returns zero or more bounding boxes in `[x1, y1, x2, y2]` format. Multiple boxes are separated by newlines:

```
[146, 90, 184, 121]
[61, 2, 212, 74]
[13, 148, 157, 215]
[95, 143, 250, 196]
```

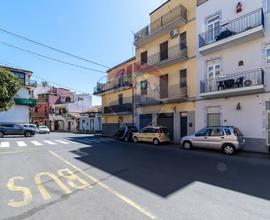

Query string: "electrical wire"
[0, 27, 110, 69]
[0, 40, 107, 73]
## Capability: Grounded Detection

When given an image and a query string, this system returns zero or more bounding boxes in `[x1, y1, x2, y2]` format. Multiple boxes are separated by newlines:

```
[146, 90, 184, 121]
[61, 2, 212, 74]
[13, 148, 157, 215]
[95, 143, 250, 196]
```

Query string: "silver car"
[180, 126, 245, 155]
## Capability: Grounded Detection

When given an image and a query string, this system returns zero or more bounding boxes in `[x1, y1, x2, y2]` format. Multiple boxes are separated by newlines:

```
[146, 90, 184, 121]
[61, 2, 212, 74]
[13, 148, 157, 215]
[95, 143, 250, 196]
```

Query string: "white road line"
[31, 141, 43, 146]
[0, 142, 9, 148]
[17, 141, 27, 147]
[54, 140, 69, 145]
[44, 140, 57, 145]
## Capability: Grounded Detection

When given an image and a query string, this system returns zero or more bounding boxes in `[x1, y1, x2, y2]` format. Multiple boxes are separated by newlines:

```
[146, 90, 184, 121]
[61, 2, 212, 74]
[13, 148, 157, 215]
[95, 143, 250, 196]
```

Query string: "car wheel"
[0, 132, 4, 138]
[25, 132, 32, 137]
[223, 144, 235, 155]
[153, 138, 160, 145]
[124, 136, 129, 142]
[114, 135, 118, 140]
[183, 141, 192, 150]
[133, 136, 138, 143]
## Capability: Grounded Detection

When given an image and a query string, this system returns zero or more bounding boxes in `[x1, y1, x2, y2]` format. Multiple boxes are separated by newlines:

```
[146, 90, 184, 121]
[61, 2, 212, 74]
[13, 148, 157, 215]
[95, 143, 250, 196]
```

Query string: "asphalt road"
[0, 132, 270, 220]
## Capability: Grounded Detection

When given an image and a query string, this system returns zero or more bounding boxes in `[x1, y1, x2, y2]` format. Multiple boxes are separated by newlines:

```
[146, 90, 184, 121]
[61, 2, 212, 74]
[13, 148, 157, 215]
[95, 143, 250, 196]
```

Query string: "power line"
[0, 40, 107, 73]
[0, 27, 110, 69]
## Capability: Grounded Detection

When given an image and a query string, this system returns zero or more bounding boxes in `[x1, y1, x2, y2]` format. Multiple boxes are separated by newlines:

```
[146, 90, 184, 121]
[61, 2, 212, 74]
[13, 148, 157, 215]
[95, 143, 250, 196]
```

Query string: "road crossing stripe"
[54, 140, 69, 145]
[17, 141, 27, 147]
[31, 141, 43, 146]
[0, 142, 9, 148]
[44, 140, 57, 145]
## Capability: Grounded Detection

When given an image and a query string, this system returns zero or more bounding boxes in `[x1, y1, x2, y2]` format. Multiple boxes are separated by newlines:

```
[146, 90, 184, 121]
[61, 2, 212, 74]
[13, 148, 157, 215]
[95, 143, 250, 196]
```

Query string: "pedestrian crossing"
[0, 138, 114, 149]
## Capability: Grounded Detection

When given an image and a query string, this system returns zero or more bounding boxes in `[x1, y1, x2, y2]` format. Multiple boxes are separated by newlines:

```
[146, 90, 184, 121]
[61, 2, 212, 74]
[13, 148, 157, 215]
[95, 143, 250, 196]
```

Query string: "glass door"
[207, 16, 220, 43]
[207, 64, 221, 91]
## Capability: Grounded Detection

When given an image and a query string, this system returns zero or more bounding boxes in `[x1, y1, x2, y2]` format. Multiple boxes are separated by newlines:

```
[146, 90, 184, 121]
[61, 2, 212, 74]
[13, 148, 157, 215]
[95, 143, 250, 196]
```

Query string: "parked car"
[132, 126, 170, 145]
[180, 126, 245, 155]
[114, 125, 138, 142]
[21, 124, 37, 131]
[38, 126, 50, 134]
[0, 123, 36, 138]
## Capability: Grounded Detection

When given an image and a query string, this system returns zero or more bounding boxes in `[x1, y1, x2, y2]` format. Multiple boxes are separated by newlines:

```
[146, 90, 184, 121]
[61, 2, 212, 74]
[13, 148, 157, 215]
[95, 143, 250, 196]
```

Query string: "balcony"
[103, 103, 133, 114]
[25, 79, 38, 88]
[134, 4, 187, 47]
[139, 45, 187, 71]
[200, 68, 264, 98]
[199, 9, 264, 55]
[94, 75, 132, 95]
[14, 98, 37, 107]
[136, 84, 188, 106]
[31, 112, 48, 118]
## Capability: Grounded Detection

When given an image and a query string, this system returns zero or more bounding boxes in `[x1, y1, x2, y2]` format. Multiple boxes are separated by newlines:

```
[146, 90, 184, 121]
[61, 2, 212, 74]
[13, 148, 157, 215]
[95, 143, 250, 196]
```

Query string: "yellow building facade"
[94, 57, 136, 136]
[134, 0, 197, 142]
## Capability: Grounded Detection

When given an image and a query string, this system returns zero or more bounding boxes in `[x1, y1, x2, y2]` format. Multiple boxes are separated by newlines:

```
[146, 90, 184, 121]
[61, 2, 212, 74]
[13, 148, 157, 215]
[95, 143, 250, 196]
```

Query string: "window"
[224, 128, 231, 136]
[160, 41, 168, 61]
[209, 128, 224, 137]
[35, 107, 38, 113]
[118, 94, 123, 105]
[267, 48, 270, 64]
[208, 64, 221, 79]
[140, 80, 147, 95]
[142, 127, 153, 133]
[195, 128, 210, 137]
[267, 0, 270, 12]
[207, 15, 220, 42]
[180, 32, 187, 50]
[141, 51, 148, 65]
[127, 65, 133, 74]
[14, 72, 25, 85]
[180, 69, 187, 87]
[207, 113, 221, 127]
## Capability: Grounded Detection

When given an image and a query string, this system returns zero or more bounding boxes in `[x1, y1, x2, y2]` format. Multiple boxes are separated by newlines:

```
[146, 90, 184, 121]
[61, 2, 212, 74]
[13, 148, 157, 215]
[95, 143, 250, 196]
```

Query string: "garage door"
[139, 114, 153, 129]
[157, 113, 174, 139]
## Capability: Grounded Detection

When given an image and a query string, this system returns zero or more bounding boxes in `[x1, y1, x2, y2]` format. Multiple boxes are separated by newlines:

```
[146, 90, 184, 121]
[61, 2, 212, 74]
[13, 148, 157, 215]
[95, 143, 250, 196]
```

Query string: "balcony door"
[160, 41, 168, 61]
[160, 74, 168, 99]
[207, 15, 220, 43]
[207, 63, 221, 92]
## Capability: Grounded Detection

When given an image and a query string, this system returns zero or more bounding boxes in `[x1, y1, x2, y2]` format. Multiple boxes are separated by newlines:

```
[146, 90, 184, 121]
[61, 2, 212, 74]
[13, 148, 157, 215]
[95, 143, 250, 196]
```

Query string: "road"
[0, 132, 270, 220]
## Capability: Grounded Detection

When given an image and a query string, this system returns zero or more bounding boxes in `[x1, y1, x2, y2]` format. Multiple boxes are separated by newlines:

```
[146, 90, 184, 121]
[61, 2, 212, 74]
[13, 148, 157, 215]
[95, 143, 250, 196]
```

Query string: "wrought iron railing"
[147, 45, 187, 66]
[134, 4, 187, 42]
[200, 68, 264, 94]
[94, 75, 132, 94]
[136, 84, 188, 106]
[104, 103, 133, 114]
[199, 8, 264, 48]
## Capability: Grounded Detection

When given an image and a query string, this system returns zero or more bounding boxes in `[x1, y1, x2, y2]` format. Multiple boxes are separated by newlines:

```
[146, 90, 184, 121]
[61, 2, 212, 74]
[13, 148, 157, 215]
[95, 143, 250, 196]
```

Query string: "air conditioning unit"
[170, 29, 179, 38]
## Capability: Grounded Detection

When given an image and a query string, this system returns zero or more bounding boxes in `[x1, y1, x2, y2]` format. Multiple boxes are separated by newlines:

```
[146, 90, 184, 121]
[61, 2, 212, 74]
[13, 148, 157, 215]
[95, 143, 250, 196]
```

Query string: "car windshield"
[159, 128, 168, 133]
[40, 126, 47, 129]
[128, 126, 138, 132]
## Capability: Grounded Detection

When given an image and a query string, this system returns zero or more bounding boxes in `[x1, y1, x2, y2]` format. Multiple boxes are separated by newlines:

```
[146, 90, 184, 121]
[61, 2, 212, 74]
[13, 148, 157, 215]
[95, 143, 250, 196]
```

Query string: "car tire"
[133, 136, 139, 143]
[114, 135, 118, 140]
[0, 132, 4, 138]
[25, 132, 32, 138]
[153, 138, 160, 145]
[223, 144, 235, 155]
[183, 141, 192, 150]
[124, 136, 129, 142]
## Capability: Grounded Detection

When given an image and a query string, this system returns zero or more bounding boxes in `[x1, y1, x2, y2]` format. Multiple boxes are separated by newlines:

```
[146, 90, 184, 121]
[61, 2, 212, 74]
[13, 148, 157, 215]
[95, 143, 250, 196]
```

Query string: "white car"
[38, 126, 50, 134]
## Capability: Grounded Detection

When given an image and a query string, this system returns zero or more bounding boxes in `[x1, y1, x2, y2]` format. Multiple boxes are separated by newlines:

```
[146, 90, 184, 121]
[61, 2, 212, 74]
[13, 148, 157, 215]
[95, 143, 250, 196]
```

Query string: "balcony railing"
[199, 8, 264, 48]
[200, 68, 264, 94]
[104, 103, 133, 114]
[134, 4, 187, 43]
[147, 45, 187, 67]
[136, 84, 188, 106]
[31, 112, 48, 117]
[94, 75, 132, 95]
[14, 98, 37, 107]
[25, 80, 38, 87]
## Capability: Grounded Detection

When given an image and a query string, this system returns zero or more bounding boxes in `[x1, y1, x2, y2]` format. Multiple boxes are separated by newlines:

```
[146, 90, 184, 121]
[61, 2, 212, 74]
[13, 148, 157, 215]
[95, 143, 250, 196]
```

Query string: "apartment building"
[93, 57, 136, 136]
[0, 66, 37, 123]
[196, 0, 270, 153]
[133, 0, 197, 142]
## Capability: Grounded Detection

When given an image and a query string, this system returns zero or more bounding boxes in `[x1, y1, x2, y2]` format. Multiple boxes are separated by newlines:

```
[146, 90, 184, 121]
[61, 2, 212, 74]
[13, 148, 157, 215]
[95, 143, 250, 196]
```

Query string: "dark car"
[0, 123, 36, 138]
[114, 125, 138, 142]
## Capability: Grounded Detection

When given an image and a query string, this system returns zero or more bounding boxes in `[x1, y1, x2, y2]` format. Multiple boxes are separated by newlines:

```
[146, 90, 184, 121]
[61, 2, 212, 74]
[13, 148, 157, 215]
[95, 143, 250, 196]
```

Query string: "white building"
[49, 93, 92, 132]
[80, 106, 102, 133]
[0, 66, 37, 124]
[196, 0, 270, 153]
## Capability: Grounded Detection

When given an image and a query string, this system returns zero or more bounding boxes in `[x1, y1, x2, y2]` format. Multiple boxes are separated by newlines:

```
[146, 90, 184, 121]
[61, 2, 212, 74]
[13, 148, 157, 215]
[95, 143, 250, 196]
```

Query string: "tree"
[0, 67, 20, 112]
[41, 80, 50, 87]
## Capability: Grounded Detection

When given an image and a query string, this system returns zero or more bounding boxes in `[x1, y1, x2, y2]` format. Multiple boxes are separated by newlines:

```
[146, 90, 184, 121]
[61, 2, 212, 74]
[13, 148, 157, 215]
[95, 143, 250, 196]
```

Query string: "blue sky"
[0, 0, 162, 105]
